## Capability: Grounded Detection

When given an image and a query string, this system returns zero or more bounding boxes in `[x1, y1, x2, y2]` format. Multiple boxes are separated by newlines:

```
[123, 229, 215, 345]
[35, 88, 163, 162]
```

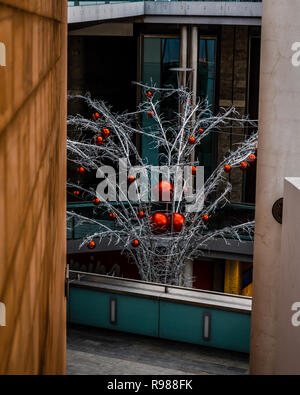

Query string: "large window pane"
[142, 37, 180, 165]
[196, 38, 217, 180]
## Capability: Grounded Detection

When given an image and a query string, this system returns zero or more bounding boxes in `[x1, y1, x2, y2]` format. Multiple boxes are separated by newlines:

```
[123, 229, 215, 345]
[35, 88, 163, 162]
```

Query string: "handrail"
[69, 270, 252, 313]
[69, 0, 262, 5]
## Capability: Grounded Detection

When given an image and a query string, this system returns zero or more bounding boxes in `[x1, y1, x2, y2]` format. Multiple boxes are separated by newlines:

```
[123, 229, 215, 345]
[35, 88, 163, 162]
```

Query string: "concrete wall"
[0, 0, 67, 374]
[250, 0, 300, 374]
[274, 178, 300, 374]
[68, 2, 262, 25]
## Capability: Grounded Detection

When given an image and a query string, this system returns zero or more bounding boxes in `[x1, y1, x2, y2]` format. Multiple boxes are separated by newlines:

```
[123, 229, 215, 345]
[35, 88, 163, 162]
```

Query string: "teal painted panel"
[209, 308, 251, 353]
[159, 302, 203, 344]
[69, 288, 159, 337]
[68, 288, 250, 353]
[159, 301, 250, 353]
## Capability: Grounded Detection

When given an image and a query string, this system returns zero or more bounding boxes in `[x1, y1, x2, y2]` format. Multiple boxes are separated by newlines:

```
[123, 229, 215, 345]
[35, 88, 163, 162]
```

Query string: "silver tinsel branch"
[67, 84, 258, 286]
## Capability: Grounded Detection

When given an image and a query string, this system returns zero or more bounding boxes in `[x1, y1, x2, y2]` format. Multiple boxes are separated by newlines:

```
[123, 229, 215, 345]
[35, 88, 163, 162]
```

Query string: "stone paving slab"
[67, 324, 249, 375]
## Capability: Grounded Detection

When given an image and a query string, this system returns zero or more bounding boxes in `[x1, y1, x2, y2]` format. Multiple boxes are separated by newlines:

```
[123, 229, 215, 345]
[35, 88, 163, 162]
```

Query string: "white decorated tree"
[67, 84, 258, 286]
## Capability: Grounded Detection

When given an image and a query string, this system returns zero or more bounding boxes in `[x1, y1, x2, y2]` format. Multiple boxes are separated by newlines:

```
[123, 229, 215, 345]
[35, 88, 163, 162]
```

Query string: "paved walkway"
[67, 324, 249, 375]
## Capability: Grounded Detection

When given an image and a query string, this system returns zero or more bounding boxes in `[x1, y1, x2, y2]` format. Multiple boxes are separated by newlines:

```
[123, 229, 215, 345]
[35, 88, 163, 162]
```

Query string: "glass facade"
[142, 37, 180, 165]
[141, 36, 216, 175]
[196, 38, 217, 180]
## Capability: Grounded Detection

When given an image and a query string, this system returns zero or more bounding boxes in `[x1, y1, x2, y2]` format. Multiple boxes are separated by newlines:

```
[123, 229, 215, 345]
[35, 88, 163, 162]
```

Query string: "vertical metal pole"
[191, 27, 198, 105]
[180, 26, 188, 89]
[190, 26, 198, 164]
[178, 26, 188, 132]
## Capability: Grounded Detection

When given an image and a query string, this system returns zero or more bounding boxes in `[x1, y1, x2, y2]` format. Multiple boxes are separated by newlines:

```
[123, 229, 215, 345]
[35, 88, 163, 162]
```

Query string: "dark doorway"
[68, 35, 138, 113]
[67, 35, 138, 202]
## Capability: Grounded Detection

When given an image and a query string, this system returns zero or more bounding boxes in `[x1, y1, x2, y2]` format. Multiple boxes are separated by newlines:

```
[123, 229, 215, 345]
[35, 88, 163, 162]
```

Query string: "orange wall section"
[0, 0, 67, 374]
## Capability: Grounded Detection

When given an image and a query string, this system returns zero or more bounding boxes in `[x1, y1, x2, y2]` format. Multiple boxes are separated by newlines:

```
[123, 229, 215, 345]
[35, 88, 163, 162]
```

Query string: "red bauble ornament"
[153, 181, 174, 202]
[145, 90, 153, 99]
[168, 213, 185, 233]
[87, 241, 96, 249]
[95, 136, 104, 146]
[128, 175, 136, 183]
[73, 190, 80, 196]
[240, 161, 248, 170]
[224, 164, 232, 173]
[93, 198, 100, 206]
[131, 239, 140, 248]
[137, 210, 145, 219]
[76, 166, 85, 175]
[109, 213, 116, 220]
[150, 212, 168, 234]
[248, 154, 256, 164]
[198, 128, 204, 134]
[191, 166, 197, 175]
[202, 214, 209, 222]
[147, 110, 155, 118]
[101, 128, 110, 139]
[188, 137, 196, 145]
[93, 112, 100, 120]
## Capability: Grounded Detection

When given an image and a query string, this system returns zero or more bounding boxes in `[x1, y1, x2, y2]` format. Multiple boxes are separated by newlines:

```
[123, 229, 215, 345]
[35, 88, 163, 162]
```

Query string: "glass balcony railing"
[68, 0, 262, 6]
[67, 201, 255, 241]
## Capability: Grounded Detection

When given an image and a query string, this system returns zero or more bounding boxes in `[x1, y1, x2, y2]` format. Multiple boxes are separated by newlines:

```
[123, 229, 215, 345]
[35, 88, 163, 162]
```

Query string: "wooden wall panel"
[0, 0, 67, 374]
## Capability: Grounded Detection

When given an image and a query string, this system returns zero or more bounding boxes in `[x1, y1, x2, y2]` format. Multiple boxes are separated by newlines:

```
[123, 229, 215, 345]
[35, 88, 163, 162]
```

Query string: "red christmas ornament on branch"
[145, 90, 153, 99]
[76, 166, 85, 175]
[198, 128, 204, 134]
[132, 239, 140, 248]
[248, 154, 256, 164]
[150, 212, 168, 234]
[188, 137, 196, 145]
[192, 166, 197, 175]
[224, 164, 231, 173]
[137, 210, 145, 219]
[240, 161, 248, 170]
[147, 110, 155, 118]
[95, 136, 103, 146]
[73, 190, 80, 196]
[92, 112, 100, 121]
[93, 198, 100, 206]
[168, 213, 185, 233]
[101, 128, 110, 139]
[202, 214, 209, 222]
[128, 175, 136, 184]
[109, 213, 117, 220]
[87, 241, 96, 249]
[153, 181, 174, 202]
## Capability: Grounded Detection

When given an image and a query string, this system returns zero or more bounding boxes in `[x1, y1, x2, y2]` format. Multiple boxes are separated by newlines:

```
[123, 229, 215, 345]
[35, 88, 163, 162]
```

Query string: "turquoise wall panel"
[209, 308, 251, 353]
[68, 287, 251, 353]
[159, 301, 250, 353]
[69, 287, 159, 337]
[159, 302, 203, 344]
